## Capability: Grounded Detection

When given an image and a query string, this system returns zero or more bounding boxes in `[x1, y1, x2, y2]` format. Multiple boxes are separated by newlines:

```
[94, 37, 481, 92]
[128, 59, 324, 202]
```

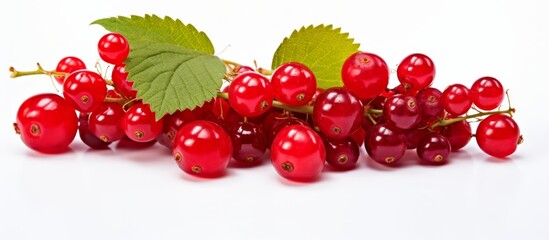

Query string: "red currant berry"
[79, 112, 111, 150]
[15, 93, 78, 153]
[325, 137, 359, 170]
[111, 64, 137, 99]
[365, 123, 406, 165]
[228, 121, 267, 164]
[228, 72, 274, 117]
[236, 65, 255, 74]
[476, 114, 520, 158]
[63, 70, 107, 112]
[98, 33, 129, 64]
[88, 102, 125, 143]
[271, 62, 317, 106]
[271, 125, 325, 182]
[441, 84, 472, 116]
[441, 120, 471, 151]
[383, 94, 421, 130]
[416, 133, 451, 165]
[173, 120, 232, 177]
[117, 135, 157, 149]
[470, 76, 504, 110]
[313, 87, 363, 139]
[121, 103, 163, 142]
[54, 56, 86, 84]
[397, 53, 435, 90]
[341, 52, 389, 100]
[416, 87, 443, 122]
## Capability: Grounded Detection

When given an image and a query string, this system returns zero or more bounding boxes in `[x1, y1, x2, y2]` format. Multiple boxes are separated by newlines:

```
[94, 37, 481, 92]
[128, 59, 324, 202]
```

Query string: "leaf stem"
[9, 63, 67, 78]
[430, 107, 515, 128]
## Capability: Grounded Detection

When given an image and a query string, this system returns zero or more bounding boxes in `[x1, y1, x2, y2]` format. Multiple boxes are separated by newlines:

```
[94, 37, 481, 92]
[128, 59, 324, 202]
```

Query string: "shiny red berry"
[88, 102, 125, 143]
[228, 72, 274, 117]
[98, 33, 129, 64]
[121, 103, 163, 142]
[63, 70, 107, 112]
[325, 137, 359, 170]
[470, 76, 504, 110]
[364, 123, 406, 165]
[383, 94, 421, 130]
[54, 56, 86, 84]
[15, 93, 78, 153]
[416, 133, 451, 165]
[341, 52, 389, 100]
[476, 114, 520, 158]
[313, 87, 363, 139]
[441, 84, 472, 116]
[271, 62, 317, 106]
[228, 121, 267, 164]
[79, 112, 111, 150]
[271, 125, 325, 182]
[173, 120, 232, 177]
[111, 64, 137, 99]
[397, 53, 436, 90]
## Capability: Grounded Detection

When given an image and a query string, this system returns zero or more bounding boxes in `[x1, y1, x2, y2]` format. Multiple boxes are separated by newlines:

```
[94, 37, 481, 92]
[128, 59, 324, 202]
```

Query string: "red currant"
[79, 112, 111, 150]
[228, 121, 267, 164]
[121, 103, 163, 142]
[54, 56, 86, 84]
[476, 114, 520, 158]
[341, 52, 389, 100]
[271, 62, 317, 106]
[416, 133, 451, 165]
[15, 93, 78, 153]
[98, 33, 129, 64]
[441, 84, 472, 116]
[397, 53, 435, 90]
[63, 70, 107, 112]
[313, 87, 363, 139]
[416, 87, 443, 122]
[111, 64, 137, 99]
[271, 125, 325, 182]
[470, 76, 504, 110]
[364, 123, 406, 165]
[383, 94, 421, 130]
[325, 137, 359, 170]
[228, 72, 274, 117]
[88, 102, 125, 143]
[173, 120, 232, 177]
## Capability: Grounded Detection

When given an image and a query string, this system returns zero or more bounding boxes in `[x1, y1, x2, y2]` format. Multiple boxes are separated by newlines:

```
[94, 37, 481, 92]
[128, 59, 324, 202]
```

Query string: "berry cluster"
[10, 32, 522, 183]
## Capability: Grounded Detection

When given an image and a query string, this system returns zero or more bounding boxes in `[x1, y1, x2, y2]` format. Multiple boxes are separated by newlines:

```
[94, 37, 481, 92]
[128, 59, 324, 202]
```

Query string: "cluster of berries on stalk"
[11, 32, 521, 182]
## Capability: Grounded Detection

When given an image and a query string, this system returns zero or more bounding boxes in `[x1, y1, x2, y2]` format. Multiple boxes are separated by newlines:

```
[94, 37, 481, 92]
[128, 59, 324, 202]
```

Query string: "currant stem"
[216, 92, 382, 116]
[9, 63, 67, 78]
[430, 107, 515, 128]
[104, 97, 128, 104]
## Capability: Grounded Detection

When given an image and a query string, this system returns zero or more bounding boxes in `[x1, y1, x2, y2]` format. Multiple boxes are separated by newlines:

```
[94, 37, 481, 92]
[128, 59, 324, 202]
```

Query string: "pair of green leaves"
[92, 14, 360, 120]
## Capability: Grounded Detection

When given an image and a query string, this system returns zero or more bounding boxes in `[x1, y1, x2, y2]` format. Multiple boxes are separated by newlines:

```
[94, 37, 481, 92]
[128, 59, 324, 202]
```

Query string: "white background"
[1, 0, 548, 239]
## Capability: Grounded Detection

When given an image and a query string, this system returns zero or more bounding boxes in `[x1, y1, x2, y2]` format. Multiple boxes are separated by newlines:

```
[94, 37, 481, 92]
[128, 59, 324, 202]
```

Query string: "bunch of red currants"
[12, 33, 521, 182]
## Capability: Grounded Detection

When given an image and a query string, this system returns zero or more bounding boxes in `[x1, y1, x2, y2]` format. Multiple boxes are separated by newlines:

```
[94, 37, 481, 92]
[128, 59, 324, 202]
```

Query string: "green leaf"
[271, 25, 360, 89]
[92, 14, 214, 54]
[126, 43, 225, 120]
[92, 14, 225, 120]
